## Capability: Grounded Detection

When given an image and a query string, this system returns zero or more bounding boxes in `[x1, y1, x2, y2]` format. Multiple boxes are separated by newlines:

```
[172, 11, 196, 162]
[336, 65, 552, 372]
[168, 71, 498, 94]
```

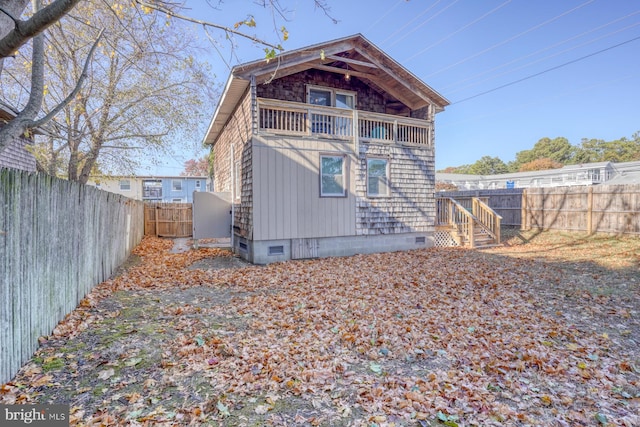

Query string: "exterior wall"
[356, 142, 435, 234]
[252, 135, 357, 241]
[256, 69, 388, 114]
[88, 177, 207, 202]
[212, 89, 253, 238]
[0, 136, 37, 172]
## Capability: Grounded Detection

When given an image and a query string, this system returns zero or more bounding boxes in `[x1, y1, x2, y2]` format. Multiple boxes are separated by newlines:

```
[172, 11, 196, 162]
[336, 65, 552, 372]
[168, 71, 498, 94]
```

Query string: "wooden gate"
[144, 203, 193, 237]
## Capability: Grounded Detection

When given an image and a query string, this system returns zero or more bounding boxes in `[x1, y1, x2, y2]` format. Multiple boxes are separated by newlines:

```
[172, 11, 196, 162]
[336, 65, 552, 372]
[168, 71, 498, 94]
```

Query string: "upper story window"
[320, 154, 346, 197]
[119, 179, 131, 191]
[195, 180, 201, 189]
[172, 179, 183, 191]
[307, 85, 356, 109]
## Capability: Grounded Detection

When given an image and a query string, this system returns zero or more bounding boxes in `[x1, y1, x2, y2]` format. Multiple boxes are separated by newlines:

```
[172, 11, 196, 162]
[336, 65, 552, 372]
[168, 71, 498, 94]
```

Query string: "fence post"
[521, 190, 528, 230]
[587, 186, 593, 234]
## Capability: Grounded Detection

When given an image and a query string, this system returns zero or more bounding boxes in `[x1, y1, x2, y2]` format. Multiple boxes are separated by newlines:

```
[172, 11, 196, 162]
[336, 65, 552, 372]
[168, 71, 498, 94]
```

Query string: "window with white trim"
[172, 179, 183, 191]
[367, 157, 389, 197]
[320, 155, 346, 197]
[307, 85, 356, 109]
[195, 180, 201, 190]
[119, 179, 131, 191]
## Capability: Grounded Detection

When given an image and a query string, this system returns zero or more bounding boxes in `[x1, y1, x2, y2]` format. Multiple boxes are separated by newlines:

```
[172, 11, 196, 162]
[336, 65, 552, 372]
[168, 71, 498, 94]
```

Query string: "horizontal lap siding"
[252, 136, 356, 240]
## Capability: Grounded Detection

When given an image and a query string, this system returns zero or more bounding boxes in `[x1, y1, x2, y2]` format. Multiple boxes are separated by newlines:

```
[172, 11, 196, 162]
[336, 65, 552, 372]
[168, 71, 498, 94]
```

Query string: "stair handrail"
[471, 197, 502, 244]
[436, 197, 475, 247]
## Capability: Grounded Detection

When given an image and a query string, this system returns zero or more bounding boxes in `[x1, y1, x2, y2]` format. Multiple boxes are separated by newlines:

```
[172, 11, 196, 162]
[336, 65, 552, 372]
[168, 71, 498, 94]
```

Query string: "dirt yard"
[1, 231, 638, 426]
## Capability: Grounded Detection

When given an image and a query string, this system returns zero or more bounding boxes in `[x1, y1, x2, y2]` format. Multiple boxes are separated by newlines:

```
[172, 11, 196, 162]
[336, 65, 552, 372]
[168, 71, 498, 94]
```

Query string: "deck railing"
[257, 98, 432, 146]
[436, 197, 502, 247]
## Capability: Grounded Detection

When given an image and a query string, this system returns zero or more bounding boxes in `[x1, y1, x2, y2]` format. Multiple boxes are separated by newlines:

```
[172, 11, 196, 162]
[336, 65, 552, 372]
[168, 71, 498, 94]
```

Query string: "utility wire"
[406, 0, 511, 59]
[451, 33, 640, 105]
[422, 0, 595, 75]
[446, 20, 640, 96]
[387, 0, 461, 48]
[381, 0, 444, 45]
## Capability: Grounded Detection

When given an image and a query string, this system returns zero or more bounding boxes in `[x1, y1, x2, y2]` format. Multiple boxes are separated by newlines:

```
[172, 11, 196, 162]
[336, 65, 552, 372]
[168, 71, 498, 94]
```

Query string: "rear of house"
[204, 34, 449, 264]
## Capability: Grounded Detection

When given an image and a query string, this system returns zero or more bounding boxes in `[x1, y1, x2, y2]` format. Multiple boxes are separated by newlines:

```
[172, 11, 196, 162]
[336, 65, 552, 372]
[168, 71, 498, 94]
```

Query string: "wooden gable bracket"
[353, 46, 434, 109]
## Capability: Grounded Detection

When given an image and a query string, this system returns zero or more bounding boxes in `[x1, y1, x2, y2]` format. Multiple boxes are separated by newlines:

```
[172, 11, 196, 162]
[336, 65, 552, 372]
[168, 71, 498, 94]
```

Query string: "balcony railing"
[257, 98, 432, 147]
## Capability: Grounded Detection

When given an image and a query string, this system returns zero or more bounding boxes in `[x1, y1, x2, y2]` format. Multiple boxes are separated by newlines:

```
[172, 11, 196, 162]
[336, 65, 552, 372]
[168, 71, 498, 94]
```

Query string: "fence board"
[144, 203, 193, 237]
[522, 184, 640, 234]
[0, 168, 144, 384]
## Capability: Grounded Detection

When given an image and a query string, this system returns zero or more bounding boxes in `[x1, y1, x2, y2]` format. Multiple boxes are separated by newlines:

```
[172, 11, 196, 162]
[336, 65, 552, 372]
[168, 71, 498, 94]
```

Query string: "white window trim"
[320, 154, 347, 197]
[366, 157, 390, 197]
[119, 179, 131, 191]
[306, 84, 356, 109]
[172, 179, 183, 192]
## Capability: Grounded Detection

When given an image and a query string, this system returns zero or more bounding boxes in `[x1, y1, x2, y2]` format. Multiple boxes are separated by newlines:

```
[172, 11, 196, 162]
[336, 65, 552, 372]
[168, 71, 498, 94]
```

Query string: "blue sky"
[143, 0, 640, 174]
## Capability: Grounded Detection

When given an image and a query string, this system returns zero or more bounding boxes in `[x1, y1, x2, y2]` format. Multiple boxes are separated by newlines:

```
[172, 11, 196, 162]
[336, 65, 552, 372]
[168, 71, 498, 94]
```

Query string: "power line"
[404, 0, 511, 61]
[422, 0, 595, 76]
[386, 0, 460, 48]
[440, 9, 640, 93]
[451, 33, 640, 105]
[381, 0, 444, 45]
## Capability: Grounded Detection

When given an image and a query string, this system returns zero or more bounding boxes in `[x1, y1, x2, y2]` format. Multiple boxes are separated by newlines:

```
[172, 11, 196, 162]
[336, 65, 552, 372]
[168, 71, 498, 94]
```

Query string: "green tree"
[574, 134, 640, 163]
[468, 156, 509, 175]
[518, 158, 563, 172]
[513, 137, 575, 169]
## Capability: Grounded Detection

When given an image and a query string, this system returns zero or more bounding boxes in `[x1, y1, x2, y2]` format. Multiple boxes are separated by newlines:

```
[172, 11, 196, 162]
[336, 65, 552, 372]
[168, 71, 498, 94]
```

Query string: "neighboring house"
[203, 34, 449, 264]
[0, 107, 37, 172]
[87, 176, 209, 202]
[437, 160, 640, 190]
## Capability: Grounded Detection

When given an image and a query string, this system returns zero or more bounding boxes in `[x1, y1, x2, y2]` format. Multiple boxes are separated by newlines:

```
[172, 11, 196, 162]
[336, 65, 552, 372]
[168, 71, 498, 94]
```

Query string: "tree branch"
[32, 29, 104, 128]
[134, 0, 284, 51]
[0, 0, 81, 58]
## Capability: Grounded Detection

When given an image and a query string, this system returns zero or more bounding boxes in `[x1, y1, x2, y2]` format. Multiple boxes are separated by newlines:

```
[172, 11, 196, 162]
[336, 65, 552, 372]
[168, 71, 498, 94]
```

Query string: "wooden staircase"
[436, 197, 502, 249]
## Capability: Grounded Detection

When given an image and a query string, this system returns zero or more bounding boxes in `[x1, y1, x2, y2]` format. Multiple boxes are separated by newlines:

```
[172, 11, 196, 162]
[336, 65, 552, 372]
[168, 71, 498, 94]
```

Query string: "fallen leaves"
[2, 234, 639, 426]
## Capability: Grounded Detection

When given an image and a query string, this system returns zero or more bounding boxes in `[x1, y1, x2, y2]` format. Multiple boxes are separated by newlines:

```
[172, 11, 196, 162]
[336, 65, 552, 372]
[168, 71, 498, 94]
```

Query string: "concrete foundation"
[234, 232, 434, 264]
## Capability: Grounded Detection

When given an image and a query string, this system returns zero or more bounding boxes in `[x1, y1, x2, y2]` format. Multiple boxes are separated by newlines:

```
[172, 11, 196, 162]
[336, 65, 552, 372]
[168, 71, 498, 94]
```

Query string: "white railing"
[257, 98, 431, 146]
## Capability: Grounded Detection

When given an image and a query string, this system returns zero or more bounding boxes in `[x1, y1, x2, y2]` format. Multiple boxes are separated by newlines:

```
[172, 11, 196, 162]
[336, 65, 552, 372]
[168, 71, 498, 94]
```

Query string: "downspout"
[230, 144, 235, 252]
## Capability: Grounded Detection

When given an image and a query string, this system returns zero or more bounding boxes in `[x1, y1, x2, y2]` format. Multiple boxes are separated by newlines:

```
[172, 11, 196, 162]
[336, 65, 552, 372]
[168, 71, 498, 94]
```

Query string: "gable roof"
[203, 34, 449, 146]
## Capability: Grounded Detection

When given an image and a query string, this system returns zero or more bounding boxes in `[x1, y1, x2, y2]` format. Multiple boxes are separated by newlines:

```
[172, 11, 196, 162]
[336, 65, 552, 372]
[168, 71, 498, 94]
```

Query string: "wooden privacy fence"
[522, 184, 640, 235]
[439, 188, 523, 227]
[0, 168, 144, 384]
[144, 202, 193, 237]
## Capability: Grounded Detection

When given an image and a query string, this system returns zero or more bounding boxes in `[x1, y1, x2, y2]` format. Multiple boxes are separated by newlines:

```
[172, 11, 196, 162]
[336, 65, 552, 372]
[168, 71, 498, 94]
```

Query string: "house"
[203, 34, 449, 264]
[437, 160, 640, 190]
[0, 107, 37, 172]
[87, 175, 209, 202]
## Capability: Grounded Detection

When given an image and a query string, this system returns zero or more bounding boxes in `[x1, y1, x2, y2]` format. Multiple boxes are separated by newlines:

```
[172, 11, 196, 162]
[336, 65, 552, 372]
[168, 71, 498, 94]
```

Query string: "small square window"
[119, 179, 131, 191]
[367, 158, 389, 197]
[320, 155, 346, 197]
[172, 179, 183, 191]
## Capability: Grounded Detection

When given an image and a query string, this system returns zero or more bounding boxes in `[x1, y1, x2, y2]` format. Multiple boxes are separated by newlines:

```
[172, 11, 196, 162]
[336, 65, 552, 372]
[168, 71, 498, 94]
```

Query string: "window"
[119, 179, 131, 191]
[143, 179, 162, 199]
[320, 155, 346, 197]
[367, 158, 389, 196]
[172, 198, 183, 202]
[172, 179, 183, 191]
[307, 85, 355, 109]
[195, 180, 201, 189]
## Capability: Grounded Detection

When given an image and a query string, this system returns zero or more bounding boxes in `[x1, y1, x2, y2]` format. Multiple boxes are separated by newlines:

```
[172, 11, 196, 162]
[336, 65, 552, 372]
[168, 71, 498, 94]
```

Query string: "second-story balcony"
[257, 98, 433, 147]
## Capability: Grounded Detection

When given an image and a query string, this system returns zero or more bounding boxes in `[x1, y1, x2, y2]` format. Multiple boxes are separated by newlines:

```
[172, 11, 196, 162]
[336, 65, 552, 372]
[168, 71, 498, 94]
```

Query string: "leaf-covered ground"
[1, 231, 639, 426]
